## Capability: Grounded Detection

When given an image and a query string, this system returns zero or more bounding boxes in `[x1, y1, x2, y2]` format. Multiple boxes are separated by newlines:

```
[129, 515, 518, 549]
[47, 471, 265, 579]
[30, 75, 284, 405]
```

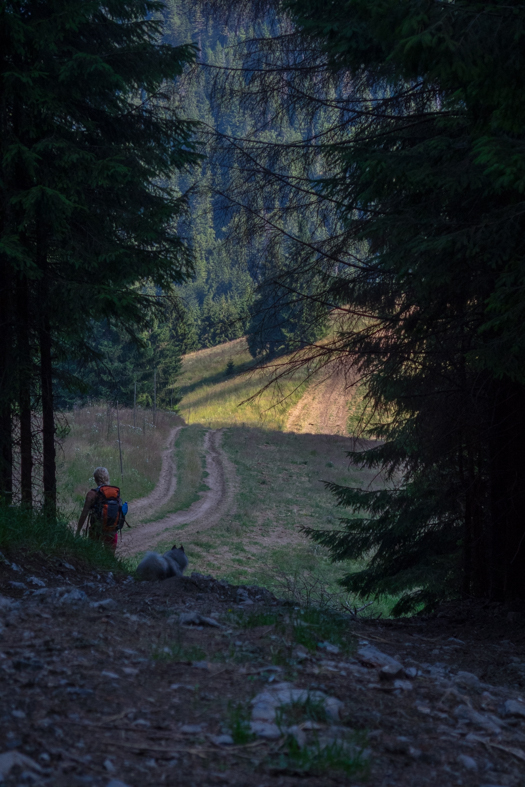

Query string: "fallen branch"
[341, 600, 374, 618]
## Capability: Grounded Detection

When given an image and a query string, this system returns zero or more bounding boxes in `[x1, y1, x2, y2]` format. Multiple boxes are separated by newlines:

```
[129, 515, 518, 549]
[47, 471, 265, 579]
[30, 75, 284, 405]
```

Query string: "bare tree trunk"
[0, 259, 13, 505]
[40, 317, 55, 517]
[37, 231, 56, 518]
[0, 31, 13, 505]
[17, 276, 32, 507]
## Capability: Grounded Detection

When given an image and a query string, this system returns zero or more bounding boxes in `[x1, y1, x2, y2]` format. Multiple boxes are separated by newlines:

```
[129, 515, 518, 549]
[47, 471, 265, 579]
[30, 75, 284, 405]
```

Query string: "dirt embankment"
[286, 363, 358, 436]
[120, 428, 238, 558]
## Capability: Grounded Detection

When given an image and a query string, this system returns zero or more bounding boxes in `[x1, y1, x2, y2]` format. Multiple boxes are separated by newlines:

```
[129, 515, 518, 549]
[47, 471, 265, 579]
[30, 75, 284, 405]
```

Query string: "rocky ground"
[1, 550, 525, 787]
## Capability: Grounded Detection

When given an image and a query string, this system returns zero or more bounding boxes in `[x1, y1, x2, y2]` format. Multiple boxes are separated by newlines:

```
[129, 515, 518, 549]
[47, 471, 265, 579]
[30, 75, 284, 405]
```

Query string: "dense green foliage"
[286, 0, 525, 609]
[164, 1, 330, 357]
[0, 0, 200, 507]
[202, 0, 525, 609]
[56, 295, 191, 409]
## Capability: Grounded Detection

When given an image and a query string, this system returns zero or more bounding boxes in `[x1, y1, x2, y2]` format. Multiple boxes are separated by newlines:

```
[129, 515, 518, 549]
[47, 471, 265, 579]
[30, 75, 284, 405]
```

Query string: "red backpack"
[91, 485, 123, 535]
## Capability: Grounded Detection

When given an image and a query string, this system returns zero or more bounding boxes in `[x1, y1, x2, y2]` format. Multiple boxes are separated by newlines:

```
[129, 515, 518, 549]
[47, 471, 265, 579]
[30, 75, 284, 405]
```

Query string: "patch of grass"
[291, 607, 355, 655]
[228, 610, 283, 629]
[0, 506, 125, 572]
[228, 605, 355, 657]
[178, 339, 308, 430]
[272, 735, 368, 778]
[227, 701, 256, 745]
[267, 647, 289, 667]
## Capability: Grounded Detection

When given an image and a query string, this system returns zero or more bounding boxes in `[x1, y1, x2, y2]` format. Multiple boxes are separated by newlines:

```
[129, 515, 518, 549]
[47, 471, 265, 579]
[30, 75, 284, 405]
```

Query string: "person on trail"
[76, 467, 123, 553]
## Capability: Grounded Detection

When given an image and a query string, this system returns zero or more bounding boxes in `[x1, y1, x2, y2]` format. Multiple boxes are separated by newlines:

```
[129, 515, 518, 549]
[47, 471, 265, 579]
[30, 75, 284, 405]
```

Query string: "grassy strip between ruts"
[0, 506, 125, 572]
[140, 424, 208, 524]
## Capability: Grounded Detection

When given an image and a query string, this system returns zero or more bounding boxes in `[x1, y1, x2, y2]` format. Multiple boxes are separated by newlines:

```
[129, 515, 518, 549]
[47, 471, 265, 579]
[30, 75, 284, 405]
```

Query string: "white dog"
[136, 544, 188, 581]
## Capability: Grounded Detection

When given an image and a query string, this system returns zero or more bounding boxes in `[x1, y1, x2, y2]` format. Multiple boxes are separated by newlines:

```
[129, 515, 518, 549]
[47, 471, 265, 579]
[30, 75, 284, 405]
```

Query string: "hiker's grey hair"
[93, 467, 110, 485]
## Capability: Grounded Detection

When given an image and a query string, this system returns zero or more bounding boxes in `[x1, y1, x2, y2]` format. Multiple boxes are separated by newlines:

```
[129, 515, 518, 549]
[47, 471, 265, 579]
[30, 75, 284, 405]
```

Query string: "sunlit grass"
[178, 338, 307, 430]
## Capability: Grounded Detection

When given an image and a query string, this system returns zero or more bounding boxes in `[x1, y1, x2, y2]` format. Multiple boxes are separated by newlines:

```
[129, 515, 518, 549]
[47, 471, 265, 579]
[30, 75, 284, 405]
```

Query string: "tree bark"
[488, 381, 525, 600]
[17, 276, 32, 507]
[40, 317, 55, 517]
[37, 225, 56, 518]
[0, 76, 13, 504]
[0, 259, 13, 505]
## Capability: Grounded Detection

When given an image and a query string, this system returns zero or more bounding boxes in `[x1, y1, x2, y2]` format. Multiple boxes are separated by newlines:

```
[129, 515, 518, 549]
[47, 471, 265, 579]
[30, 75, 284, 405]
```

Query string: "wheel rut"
[119, 427, 238, 557]
[128, 425, 182, 518]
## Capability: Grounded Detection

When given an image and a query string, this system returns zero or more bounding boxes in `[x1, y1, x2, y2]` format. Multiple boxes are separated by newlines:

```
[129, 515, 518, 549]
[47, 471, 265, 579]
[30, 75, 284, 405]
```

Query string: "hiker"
[76, 467, 123, 553]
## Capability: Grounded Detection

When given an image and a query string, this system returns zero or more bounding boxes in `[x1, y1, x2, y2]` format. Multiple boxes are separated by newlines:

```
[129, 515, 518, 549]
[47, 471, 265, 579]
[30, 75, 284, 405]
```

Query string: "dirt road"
[119, 428, 238, 557]
[286, 363, 356, 436]
[128, 425, 182, 519]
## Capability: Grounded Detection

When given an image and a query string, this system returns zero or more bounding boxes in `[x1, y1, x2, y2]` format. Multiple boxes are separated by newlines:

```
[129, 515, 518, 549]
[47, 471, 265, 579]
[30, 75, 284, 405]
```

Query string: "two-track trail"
[128, 425, 182, 521]
[285, 362, 357, 436]
[119, 427, 238, 557]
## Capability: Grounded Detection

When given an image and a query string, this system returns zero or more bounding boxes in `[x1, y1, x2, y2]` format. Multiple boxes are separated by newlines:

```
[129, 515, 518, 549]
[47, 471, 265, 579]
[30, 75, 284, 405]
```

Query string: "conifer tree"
[201, 0, 525, 607]
[1, 0, 200, 511]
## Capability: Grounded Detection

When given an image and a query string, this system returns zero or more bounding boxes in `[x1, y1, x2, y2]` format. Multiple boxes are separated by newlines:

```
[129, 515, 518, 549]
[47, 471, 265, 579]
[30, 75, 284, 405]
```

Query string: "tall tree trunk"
[0, 86, 13, 503]
[17, 276, 32, 507]
[488, 381, 525, 600]
[40, 319, 55, 517]
[0, 260, 13, 505]
[38, 233, 56, 518]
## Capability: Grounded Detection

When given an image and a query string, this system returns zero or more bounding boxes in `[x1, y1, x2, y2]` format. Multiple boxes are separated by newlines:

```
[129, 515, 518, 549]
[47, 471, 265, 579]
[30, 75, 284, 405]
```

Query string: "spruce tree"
[1, 0, 200, 510]
[201, 0, 525, 607]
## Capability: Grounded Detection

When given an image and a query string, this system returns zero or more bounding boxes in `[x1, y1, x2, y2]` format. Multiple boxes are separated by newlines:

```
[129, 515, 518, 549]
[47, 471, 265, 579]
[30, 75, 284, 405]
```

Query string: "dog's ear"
[179, 544, 184, 552]
[172, 544, 178, 551]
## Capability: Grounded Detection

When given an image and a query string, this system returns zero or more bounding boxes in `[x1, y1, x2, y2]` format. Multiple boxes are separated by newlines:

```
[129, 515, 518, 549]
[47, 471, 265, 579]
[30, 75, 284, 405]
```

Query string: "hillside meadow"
[58, 339, 392, 614]
[177, 338, 308, 430]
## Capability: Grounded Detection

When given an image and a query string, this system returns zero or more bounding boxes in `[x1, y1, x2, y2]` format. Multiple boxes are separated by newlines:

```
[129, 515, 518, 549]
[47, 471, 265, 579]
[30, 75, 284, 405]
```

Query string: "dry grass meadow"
[174, 340, 390, 613]
[57, 405, 182, 519]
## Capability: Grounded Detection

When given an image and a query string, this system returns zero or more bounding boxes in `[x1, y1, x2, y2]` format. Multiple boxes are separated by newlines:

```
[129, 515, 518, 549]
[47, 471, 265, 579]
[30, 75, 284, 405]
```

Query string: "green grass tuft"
[272, 735, 368, 777]
[227, 701, 256, 745]
[291, 607, 356, 655]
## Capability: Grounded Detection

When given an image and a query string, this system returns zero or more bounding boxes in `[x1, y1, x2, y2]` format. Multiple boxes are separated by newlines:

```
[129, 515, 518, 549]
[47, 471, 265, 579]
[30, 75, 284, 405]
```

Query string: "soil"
[2, 551, 525, 787]
[120, 429, 239, 558]
[286, 364, 357, 436]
